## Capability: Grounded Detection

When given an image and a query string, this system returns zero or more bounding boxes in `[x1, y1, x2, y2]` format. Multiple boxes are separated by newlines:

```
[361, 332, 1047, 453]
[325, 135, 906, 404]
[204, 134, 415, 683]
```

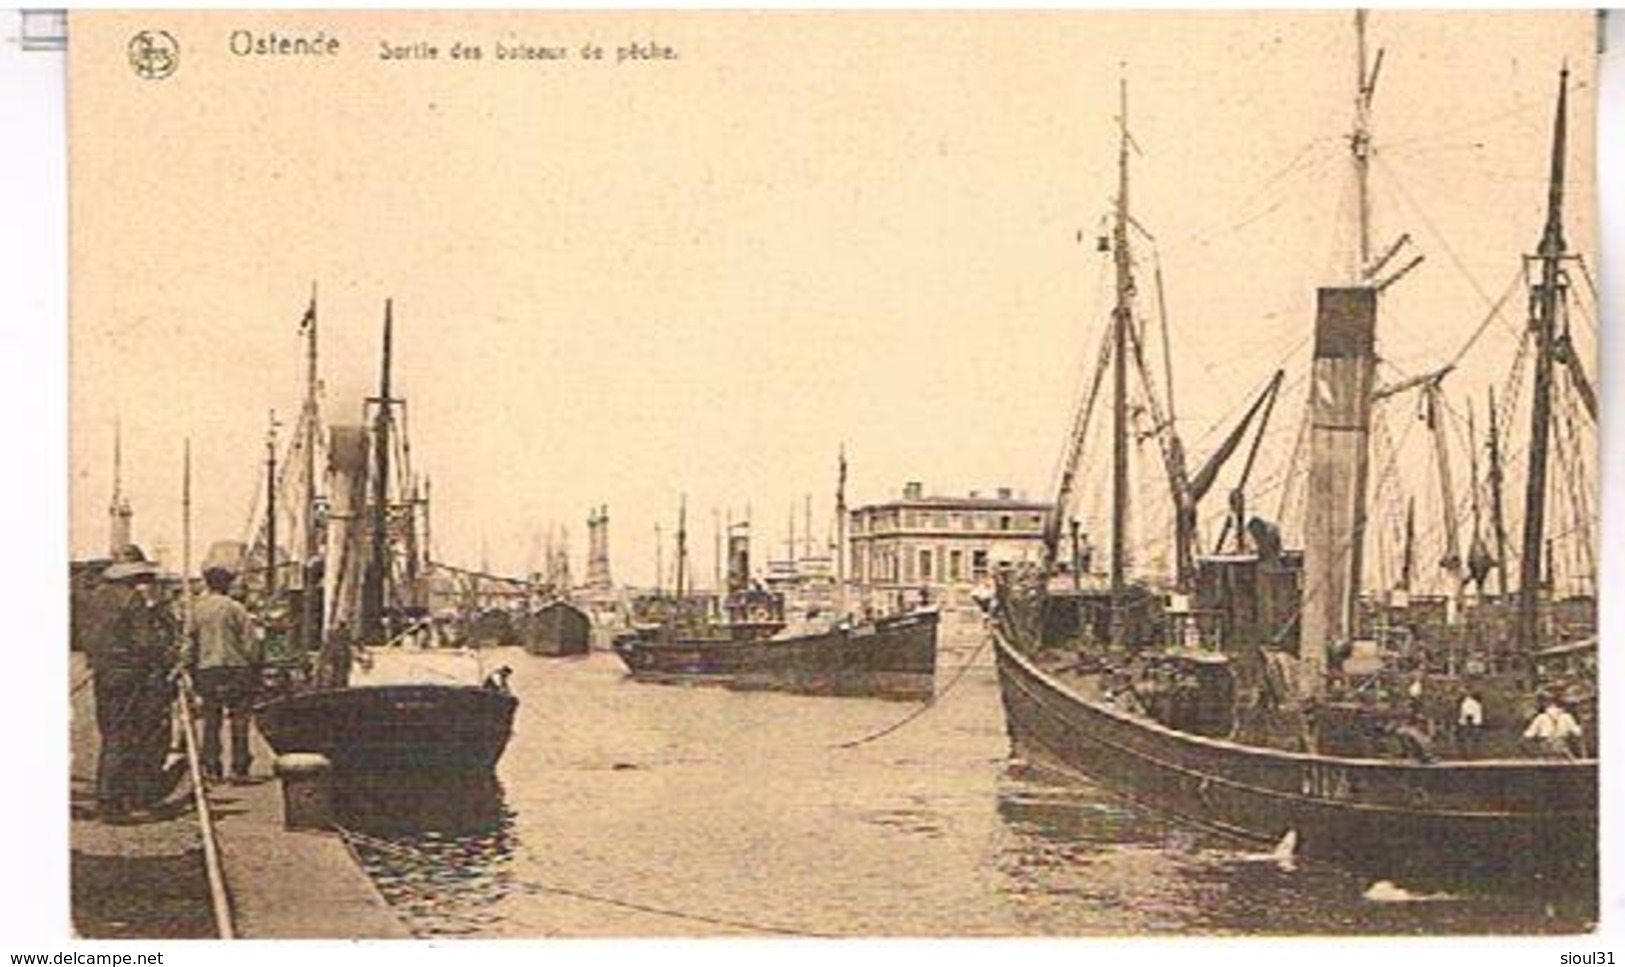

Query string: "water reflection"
[993, 763, 1596, 936]
[338, 773, 518, 937]
[993, 766, 1238, 934]
[332, 641, 1596, 937]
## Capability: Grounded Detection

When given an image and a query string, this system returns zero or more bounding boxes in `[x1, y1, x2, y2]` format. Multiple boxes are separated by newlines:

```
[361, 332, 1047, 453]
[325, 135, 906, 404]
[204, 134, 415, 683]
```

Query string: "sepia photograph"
[6, 5, 1617, 951]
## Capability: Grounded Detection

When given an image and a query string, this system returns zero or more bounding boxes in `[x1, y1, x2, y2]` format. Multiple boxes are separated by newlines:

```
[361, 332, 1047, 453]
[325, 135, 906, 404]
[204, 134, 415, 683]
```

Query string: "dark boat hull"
[615, 610, 938, 699]
[518, 601, 591, 657]
[257, 685, 518, 773]
[993, 631, 1595, 884]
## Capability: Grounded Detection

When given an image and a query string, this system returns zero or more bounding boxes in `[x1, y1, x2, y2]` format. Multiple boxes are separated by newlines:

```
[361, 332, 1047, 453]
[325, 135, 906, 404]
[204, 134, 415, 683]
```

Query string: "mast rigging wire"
[1373, 155, 1524, 345]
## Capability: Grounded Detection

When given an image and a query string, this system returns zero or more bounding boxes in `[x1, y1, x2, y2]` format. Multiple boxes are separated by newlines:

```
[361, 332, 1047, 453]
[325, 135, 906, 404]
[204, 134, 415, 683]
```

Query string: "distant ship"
[518, 598, 591, 657]
[616, 481, 939, 700]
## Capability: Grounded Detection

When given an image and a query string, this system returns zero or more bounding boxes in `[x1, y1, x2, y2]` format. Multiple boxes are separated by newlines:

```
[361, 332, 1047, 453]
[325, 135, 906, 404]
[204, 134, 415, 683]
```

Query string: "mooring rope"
[175, 671, 237, 940]
[334, 824, 837, 938]
[830, 633, 991, 750]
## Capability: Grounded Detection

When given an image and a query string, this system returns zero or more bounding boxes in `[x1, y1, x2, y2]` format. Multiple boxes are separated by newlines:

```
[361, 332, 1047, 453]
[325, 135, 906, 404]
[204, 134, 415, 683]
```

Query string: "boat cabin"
[1191, 551, 1302, 655]
[721, 586, 787, 640]
[1535, 636, 1597, 682]
[1129, 649, 1235, 739]
[1039, 584, 1165, 651]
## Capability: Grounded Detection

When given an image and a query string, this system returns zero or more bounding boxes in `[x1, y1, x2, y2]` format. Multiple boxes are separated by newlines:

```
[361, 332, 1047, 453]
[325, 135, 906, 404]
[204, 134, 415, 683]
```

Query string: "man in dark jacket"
[87, 551, 183, 819]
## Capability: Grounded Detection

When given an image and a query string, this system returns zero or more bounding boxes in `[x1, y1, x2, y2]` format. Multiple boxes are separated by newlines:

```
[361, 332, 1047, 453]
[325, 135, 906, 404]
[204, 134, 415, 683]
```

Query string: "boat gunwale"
[998, 635, 1594, 823]
[993, 625, 1597, 775]
[255, 682, 520, 718]
[622, 609, 940, 655]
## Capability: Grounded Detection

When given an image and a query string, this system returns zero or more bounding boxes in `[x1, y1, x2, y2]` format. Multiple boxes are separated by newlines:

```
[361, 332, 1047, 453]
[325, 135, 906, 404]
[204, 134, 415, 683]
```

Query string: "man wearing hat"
[188, 566, 263, 782]
[89, 548, 184, 819]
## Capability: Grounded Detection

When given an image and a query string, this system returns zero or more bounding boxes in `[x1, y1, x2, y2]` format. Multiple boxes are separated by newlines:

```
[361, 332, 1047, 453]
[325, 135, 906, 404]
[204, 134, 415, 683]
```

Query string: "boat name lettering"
[1301, 763, 1351, 801]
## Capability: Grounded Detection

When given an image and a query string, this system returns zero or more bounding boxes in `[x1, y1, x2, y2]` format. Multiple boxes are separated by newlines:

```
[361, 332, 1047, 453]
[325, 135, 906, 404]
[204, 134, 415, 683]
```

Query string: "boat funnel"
[1299, 286, 1378, 692]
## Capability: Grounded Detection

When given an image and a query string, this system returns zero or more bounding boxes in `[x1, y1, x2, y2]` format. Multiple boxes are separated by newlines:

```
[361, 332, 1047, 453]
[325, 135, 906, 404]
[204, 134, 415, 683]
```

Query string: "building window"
[902, 549, 915, 582]
[972, 550, 989, 579]
[919, 549, 933, 583]
[949, 549, 963, 581]
[933, 512, 947, 529]
[999, 515, 1012, 532]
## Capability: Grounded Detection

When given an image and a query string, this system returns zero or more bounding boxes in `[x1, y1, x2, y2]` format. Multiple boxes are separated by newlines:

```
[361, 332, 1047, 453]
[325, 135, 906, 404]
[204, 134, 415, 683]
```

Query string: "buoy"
[273, 752, 333, 831]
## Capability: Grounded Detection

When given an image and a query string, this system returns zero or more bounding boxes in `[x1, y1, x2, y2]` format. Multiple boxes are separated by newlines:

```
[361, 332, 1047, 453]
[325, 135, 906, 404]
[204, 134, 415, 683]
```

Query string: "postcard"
[51, 7, 1605, 946]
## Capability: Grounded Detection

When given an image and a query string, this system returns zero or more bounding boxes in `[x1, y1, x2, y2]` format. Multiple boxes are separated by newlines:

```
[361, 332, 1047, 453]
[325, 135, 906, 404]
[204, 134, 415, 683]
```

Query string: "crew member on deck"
[1455, 689, 1485, 759]
[1522, 694, 1583, 759]
[189, 566, 263, 782]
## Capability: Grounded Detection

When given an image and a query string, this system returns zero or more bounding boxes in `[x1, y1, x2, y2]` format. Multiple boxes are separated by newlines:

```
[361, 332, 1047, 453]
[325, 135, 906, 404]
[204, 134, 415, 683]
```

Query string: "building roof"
[854, 495, 1052, 512]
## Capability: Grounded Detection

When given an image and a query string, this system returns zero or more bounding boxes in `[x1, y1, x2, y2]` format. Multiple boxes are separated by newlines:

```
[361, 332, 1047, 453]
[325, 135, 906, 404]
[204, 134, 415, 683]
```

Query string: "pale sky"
[68, 10, 1599, 591]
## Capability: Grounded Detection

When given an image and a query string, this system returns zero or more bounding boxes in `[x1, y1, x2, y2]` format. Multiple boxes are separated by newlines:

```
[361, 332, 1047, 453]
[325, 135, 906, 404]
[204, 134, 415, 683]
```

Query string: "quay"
[70, 653, 410, 939]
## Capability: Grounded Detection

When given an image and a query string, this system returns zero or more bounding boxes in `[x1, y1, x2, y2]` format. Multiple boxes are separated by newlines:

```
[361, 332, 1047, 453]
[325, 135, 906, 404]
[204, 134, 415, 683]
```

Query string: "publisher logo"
[128, 30, 179, 80]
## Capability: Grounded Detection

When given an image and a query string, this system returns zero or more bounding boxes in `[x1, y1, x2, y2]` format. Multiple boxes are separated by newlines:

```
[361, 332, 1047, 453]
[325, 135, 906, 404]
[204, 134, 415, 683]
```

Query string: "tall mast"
[299, 287, 323, 647]
[1351, 10, 1378, 273]
[405, 476, 421, 597]
[835, 447, 848, 616]
[423, 476, 433, 565]
[675, 496, 688, 601]
[1344, 9, 1386, 626]
[1108, 74, 1133, 648]
[361, 299, 393, 644]
[1152, 250, 1200, 594]
[1398, 498, 1414, 592]
[302, 286, 320, 572]
[181, 438, 193, 640]
[1516, 67, 1570, 659]
[712, 509, 722, 593]
[265, 411, 278, 598]
[1464, 401, 1493, 595]
[1487, 388, 1509, 599]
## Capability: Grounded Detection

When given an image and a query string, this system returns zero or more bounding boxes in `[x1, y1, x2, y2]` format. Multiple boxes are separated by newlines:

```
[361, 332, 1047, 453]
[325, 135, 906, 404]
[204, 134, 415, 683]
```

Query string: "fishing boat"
[992, 43, 1595, 886]
[254, 298, 517, 774]
[615, 478, 939, 699]
[617, 607, 939, 699]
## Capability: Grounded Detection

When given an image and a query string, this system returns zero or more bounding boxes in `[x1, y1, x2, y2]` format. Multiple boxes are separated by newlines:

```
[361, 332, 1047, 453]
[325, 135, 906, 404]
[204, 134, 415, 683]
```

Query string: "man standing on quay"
[189, 566, 262, 781]
[87, 548, 184, 820]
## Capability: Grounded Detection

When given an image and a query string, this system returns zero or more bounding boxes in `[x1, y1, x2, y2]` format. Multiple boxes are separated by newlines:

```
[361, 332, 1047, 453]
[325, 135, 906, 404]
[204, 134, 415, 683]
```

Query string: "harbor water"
[341, 619, 1596, 937]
